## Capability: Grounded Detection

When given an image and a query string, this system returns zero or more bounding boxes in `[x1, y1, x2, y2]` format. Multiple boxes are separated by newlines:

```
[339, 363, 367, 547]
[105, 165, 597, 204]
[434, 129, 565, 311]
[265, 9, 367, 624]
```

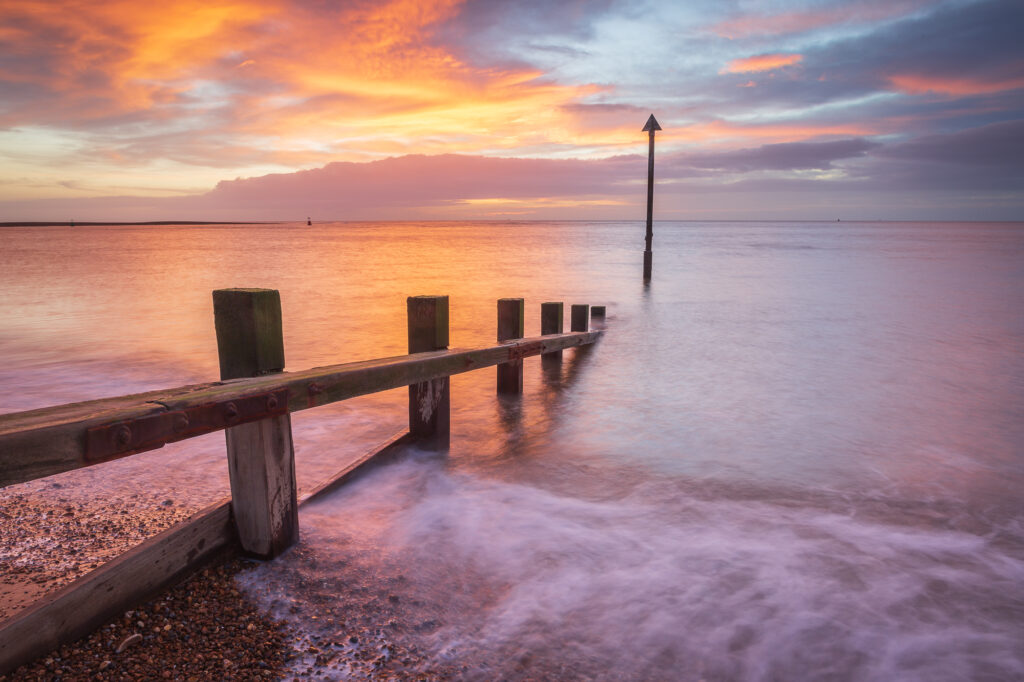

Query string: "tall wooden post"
[571, 304, 590, 332]
[212, 288, 298, 559]
[407, 296, 450, 449]
[497, 298, 525, 393]
[642, 113, 661, 282]
[540, 301, 564, 369]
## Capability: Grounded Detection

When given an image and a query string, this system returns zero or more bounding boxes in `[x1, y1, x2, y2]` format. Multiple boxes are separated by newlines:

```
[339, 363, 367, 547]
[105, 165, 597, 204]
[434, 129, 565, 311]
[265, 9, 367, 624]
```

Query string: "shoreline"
[0, 221, 285, 227]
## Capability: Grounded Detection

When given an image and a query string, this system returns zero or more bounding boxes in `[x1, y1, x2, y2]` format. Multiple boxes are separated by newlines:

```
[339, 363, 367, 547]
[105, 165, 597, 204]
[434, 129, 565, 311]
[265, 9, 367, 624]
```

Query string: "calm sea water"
[2, 221, 1023, 679]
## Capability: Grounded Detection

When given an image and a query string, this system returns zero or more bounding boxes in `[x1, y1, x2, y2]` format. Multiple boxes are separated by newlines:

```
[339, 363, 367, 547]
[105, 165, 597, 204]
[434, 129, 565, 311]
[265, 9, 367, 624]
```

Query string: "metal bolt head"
[173, 414, 189, 431]
[115, 425, 132, 447]
[224, 402, 239, 420]
[266, 395, 278, 411]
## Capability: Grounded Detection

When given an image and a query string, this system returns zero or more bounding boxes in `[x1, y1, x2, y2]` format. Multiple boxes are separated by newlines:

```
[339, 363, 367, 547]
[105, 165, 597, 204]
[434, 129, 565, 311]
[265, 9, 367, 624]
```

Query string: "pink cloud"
[722, 54, 802, 74]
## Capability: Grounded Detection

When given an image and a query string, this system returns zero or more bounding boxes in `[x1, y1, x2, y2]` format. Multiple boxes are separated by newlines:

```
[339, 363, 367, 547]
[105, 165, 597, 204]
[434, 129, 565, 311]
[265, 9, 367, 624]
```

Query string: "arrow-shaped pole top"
[642, 113, 662, 133]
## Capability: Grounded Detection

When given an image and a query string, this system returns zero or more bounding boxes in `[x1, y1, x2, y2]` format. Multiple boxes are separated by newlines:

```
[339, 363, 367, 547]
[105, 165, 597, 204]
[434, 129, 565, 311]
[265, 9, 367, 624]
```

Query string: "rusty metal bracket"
[85, 389, 289, 462]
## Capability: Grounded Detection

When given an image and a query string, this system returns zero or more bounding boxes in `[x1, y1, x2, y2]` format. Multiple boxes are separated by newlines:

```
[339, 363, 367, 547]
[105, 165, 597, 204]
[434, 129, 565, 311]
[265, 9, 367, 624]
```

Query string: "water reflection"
[2, 220, 1023, 678]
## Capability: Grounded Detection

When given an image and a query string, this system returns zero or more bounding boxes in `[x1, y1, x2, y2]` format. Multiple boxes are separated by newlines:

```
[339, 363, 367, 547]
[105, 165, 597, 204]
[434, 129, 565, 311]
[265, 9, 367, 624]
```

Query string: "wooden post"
[591, 305, 606, 318]
[497, 298, 525, 394]
[540, 301, 564, 368]
[212, 288, 298, 559]
[571, 304, 590, 332]
[407, 296, 450, 449]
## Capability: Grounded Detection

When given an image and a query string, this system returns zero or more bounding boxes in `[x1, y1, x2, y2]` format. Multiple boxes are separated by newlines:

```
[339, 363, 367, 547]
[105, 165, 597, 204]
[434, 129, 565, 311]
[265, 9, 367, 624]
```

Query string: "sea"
[1, 220, 1023, 680]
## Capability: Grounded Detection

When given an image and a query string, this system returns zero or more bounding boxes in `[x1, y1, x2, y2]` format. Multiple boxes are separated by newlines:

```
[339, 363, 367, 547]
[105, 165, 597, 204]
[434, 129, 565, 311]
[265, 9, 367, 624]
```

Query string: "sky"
[0, 0, 1022, 221]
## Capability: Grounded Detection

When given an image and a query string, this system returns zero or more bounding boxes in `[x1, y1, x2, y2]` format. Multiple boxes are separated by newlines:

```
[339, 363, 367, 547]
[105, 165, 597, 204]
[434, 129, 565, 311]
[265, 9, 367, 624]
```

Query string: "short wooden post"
[497, 298, 525, 393]
[591, 305, 606, 318]
[541, 301, 564, 368]
[571, 304, 590, 332]
[408, 296, 450, 449]
[212, 288, 298, 559]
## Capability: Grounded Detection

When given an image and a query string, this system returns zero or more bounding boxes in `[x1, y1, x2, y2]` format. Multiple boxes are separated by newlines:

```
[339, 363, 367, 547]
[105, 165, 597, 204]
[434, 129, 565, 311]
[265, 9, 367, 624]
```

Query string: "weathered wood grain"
[497, 299, 525, 394]
[214, 288, 298, 559]
[540, 302, 564, 368]
[407, 296, 450, 450]
[571, 304, 590, 333]
[212, 289, 286, 381]
[0, 330, 602, 488]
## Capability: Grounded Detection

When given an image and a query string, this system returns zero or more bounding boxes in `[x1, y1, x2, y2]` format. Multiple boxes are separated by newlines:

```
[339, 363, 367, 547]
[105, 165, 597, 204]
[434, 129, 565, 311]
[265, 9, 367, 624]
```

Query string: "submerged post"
[407, 295, 450, 449]
[540, 301, 564, 369]
[642, 113, 661, 282]
[497, 298, 525, 393]
[212, 288, 298, 559]
[571, 304, 590, 332]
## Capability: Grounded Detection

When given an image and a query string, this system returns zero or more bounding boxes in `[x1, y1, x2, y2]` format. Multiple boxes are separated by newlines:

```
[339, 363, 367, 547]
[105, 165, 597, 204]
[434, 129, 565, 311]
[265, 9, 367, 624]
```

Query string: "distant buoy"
[307, 217, 311, 226]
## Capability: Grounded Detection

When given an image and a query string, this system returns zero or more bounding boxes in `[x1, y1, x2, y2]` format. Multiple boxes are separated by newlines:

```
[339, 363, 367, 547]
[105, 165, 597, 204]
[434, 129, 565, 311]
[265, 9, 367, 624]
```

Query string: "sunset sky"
[1, 0, 1022, 221]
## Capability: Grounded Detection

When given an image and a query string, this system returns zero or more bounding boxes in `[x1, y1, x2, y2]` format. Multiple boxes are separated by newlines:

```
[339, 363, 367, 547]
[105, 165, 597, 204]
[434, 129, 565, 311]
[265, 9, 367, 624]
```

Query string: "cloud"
[678, 138, 879, 173]
[886, 74, 1024, 97]
[708, 0, 931, 39]
[874, 119, 1024, 171]
[0, 0, 611, 171]
[722, 54, 803, 74]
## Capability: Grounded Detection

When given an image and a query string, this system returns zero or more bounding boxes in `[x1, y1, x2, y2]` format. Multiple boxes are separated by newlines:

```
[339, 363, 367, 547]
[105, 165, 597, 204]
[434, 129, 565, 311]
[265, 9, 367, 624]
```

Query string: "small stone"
[99, 660, 112, 671]
[115, 633, 142, 654]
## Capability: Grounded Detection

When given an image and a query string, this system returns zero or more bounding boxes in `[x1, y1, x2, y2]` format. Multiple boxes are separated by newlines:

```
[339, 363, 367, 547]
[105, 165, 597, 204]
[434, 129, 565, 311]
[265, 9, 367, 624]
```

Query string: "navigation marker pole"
[642, 113, 661, 282]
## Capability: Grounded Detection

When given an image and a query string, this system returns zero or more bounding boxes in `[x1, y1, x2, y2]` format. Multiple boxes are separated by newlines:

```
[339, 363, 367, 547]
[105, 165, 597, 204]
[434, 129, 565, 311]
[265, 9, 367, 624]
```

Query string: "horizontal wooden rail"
[0, 330, 601, 489]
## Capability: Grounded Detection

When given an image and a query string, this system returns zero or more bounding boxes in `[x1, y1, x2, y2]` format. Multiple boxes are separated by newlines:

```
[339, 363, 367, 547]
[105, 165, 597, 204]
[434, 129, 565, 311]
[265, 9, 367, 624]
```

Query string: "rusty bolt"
[308, 383, 324, 396]
[115, 425, 132, 447]
[224, 402, 238, 420]
[173, 414, 189, 431]
[266, 395, 278, 411]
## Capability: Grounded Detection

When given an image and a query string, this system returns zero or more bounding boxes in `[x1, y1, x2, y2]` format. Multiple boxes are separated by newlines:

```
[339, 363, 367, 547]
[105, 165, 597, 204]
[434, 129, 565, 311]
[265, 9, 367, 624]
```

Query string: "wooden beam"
[299, 430, 411, 505]
[214, 289, 298, 560]
[497, 298, 525, 394]
[0, 330, 602, 488]
[407, 296, 450, 450]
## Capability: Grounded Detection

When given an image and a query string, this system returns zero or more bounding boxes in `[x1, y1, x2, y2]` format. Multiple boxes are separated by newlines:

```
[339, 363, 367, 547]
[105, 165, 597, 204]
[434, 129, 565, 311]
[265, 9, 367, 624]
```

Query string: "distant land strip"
[0, 221, 284, 227]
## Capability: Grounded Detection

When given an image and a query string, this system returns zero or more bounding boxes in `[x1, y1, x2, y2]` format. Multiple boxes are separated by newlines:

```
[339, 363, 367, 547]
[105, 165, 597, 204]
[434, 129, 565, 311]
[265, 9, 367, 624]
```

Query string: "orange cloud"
[723, 54, 802, 74]
[0, 0, 616, 172]
[887, 74, 1024, 96]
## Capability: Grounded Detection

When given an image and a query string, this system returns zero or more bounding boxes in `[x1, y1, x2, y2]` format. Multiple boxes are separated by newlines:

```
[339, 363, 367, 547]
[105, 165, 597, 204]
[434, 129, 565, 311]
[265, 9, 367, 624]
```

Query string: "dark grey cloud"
[678, 138, 879, 173]
[876, 119, 1024, 168]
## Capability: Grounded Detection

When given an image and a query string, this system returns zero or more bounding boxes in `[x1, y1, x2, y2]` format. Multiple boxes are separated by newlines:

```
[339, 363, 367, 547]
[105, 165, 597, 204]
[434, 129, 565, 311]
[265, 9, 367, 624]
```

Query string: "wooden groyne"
[0, 290, 603, 673]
